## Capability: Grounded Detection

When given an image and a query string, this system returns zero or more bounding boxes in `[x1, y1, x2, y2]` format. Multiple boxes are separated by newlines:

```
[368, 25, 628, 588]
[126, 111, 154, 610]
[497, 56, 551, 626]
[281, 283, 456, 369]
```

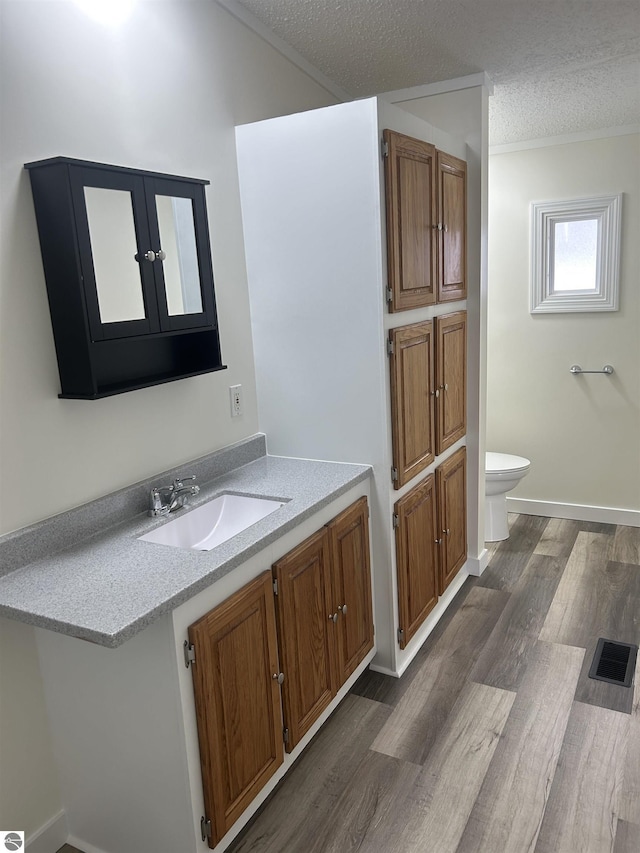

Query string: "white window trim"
[530, 194, 622, 313]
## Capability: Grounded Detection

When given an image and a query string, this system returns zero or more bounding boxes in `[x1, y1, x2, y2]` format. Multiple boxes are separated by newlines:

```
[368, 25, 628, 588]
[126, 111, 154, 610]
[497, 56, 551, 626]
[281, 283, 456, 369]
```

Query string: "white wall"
[0, 0, 337, 839]
[487, 133, 640, 519]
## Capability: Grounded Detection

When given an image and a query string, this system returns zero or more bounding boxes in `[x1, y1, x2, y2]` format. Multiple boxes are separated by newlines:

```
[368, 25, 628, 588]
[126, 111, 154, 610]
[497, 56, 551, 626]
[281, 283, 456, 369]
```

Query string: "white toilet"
[485, 451, 531, 541]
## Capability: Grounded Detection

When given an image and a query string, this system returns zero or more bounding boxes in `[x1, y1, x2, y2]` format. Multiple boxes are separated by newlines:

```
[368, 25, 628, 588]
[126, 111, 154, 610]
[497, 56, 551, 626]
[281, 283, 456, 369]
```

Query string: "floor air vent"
[588, 638, 638, 688]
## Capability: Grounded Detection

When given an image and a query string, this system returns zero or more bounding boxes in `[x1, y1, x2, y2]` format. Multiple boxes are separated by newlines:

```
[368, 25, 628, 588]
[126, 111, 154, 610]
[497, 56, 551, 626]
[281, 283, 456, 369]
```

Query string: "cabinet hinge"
[201, 816, 212, 841]
[386, 338, 394, 356]
[391, 467, 398, 483]
[183, 640, 196, 668]
[385, 287, 393, 304]
[392, 512, 399, 529]
[273, 578, 279, 596]
[283, 727, 289, 745]
[397, 627, 404, 644]
[381, 139, 389, 159]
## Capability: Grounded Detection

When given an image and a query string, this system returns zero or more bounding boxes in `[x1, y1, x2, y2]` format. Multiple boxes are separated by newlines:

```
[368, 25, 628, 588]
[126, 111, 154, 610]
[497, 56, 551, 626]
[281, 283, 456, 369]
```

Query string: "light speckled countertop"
[0, 439, 370, 647]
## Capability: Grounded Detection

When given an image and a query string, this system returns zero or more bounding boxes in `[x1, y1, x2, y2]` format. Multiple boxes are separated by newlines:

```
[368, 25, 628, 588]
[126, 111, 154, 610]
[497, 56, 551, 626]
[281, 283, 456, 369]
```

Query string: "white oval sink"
[138, 493, 285, 551]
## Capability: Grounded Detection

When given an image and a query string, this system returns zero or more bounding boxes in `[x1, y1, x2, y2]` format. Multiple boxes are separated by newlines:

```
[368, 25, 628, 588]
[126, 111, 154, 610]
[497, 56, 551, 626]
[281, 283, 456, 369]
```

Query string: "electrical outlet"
[229, 384, 243, 417]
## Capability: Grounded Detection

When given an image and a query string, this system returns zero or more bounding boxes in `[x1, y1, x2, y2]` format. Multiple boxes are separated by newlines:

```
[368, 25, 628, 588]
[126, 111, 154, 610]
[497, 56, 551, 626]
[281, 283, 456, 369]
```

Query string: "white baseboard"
[370, 566, 470, 679]
[507, 498, 640, 528]
[467, 548, 489, 576]
[26, 811, 67, 853]
[369, 662, 401, 678]
[65, 835, 123, 853]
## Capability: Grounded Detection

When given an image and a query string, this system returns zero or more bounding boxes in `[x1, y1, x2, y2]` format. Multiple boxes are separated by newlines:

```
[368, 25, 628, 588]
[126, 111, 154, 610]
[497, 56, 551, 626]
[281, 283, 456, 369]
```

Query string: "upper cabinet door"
[389, 321, 436, 488]
[437, 151, 467, 302]
[435, 310, 467, 454]
[148, 177, 218, 333]
[327, 497, 374, 683]
[384, 130, 437, 312]
[65, 163, 219, 342]
[70, 167, 161, 341]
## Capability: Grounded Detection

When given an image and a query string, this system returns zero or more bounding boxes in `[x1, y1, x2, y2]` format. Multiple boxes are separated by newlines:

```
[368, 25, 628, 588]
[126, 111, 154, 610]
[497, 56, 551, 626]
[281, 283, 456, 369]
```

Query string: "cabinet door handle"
[328, 612, 338, 623]
[143, 250, 156, 262]
[156, 249, 166, 261]
[435, 538, 442, 545]
[338, 604, 348, 615]
[443, 528, 450, 536]
[272, 672, 285, 685]
[440, 383, 448, 391]
[431, 389, 439, 398]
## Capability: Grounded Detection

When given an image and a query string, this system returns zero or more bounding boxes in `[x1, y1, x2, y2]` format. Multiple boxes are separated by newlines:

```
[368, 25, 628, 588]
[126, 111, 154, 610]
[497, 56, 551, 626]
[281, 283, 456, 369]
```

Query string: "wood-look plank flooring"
[58, 514, 640, 853]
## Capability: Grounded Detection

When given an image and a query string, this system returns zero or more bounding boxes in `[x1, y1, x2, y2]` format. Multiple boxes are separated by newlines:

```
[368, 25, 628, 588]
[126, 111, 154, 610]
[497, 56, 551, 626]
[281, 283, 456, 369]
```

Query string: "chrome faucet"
[148, 475, 200, 517]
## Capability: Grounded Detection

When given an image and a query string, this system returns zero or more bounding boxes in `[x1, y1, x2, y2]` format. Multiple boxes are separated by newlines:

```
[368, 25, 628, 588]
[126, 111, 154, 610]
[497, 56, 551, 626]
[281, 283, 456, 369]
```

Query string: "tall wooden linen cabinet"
[236, 96, 474, 676]
[385, 128, 468, 650]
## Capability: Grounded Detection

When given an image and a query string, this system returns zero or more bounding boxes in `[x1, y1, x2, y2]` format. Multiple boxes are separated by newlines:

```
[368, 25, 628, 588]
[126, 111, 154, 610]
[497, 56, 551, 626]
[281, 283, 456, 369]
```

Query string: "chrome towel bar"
[570, 364, 614, 375]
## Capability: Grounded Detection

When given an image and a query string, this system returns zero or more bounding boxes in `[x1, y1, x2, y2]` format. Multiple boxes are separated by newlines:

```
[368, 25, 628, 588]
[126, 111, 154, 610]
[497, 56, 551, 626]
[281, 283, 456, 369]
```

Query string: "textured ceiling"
[233, 0, 640, 144]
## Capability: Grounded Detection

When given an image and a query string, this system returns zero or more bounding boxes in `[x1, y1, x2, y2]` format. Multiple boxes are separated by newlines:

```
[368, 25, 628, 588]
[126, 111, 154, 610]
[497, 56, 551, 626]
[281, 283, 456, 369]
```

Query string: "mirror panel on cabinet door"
[70, 167, 160, 341]
[149, 177, 218, 333]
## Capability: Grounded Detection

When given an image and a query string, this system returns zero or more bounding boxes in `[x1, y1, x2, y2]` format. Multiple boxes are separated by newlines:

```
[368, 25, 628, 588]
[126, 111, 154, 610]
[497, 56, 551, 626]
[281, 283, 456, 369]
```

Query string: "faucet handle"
[173, 474, 197, 489]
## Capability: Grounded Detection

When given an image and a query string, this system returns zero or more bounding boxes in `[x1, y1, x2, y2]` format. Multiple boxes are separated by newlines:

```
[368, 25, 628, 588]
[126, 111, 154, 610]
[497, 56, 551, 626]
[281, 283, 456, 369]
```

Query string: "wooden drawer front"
[395, 475, 439, 649]
[188, 572, 283, 846]
[437, 151, 467, 302]
[273, 529, 337, 751]
[389, 321, 435, 488]
[437, 447, 467, 593]
[435, 311, 467, 454]
[384, 129, 437, 312]
[327, 497, 374, 683]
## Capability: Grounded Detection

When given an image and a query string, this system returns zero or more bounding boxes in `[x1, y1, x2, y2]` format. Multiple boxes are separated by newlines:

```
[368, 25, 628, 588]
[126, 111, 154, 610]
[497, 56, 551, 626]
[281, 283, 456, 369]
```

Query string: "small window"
[530, 194, 622, 313]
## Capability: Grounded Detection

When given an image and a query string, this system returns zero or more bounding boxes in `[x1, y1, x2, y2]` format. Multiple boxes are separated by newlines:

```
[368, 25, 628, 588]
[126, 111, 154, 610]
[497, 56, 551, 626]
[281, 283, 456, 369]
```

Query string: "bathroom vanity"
[0, 436, 374, 853]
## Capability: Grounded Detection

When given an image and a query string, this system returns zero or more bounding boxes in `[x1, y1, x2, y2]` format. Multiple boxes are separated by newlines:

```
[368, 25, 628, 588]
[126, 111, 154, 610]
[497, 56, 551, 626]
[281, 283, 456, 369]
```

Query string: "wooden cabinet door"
[394, 475, 439, 649]
[327, 497, 374, 684]
[437, 151, 467, 302]
[188, 572, 283, 847]
[272, 529, 337, 751]
[435, 310, 467, 454]
[389, 321, 436, 488]
[436, 447, 467, 593]
[384, 129, 437, 312]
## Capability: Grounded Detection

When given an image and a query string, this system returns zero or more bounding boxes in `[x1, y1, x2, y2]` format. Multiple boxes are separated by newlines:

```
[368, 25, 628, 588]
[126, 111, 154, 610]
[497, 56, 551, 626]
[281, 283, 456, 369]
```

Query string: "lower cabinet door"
[436, 446, 467, 592]
[272, 528, 338, 751]
[395, 474, 439, 649]
[188, 572, 284, 847]
[327, 496, 374, 684]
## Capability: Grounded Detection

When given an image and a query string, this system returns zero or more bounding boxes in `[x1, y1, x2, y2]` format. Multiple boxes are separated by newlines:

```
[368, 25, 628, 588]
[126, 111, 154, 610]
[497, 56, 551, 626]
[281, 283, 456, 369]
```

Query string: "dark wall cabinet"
[25, 157, 225, 398]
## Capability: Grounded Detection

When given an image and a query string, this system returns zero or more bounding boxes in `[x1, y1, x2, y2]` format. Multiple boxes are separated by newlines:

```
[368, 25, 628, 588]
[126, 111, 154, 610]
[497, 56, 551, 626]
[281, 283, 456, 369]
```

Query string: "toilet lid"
[486, 451, 530, 474]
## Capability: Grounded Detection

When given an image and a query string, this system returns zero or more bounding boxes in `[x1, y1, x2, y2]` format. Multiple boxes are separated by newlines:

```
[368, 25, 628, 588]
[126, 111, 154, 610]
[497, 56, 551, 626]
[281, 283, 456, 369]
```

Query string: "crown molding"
[490, 124, 640, 155]
[380, 73, 494, 104]
[215, 0, 351, 102]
